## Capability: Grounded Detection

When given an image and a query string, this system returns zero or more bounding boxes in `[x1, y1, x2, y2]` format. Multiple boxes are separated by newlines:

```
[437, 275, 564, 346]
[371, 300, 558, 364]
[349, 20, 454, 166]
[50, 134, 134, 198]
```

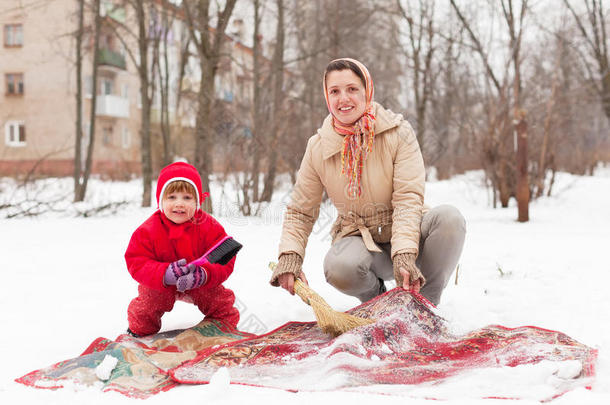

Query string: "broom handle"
[294, 278, 317, 306]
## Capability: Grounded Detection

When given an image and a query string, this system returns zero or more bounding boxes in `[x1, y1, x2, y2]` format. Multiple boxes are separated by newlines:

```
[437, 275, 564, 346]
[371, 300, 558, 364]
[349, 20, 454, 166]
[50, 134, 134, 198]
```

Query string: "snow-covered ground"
[1, 168, 609, 404]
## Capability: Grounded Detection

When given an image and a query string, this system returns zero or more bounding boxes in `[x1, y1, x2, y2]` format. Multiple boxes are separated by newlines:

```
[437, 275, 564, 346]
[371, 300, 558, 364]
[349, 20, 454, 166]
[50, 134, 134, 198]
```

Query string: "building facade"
[0, 0, 144, 178]
[0, 0, 261, 179]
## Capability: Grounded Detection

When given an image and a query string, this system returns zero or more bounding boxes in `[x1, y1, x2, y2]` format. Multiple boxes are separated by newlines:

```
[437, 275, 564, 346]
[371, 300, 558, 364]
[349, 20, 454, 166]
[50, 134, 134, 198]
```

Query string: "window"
[4, 24, 23, 47]
[102, 126, 113, 145]
[121, 126, 130, 148]
[101, 0, 113, 16]
[5, 121, 26, 146]
[101, 78, 113, 95]
[120, 83, 128, 98]
[5, 73, 24, 95]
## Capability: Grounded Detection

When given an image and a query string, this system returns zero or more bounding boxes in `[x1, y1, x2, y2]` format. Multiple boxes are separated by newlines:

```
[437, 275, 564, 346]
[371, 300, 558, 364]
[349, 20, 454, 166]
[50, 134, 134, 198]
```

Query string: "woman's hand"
[400, 268, 421, 293]
[278, 271, 309, 295]
[393, 252, 425, 294]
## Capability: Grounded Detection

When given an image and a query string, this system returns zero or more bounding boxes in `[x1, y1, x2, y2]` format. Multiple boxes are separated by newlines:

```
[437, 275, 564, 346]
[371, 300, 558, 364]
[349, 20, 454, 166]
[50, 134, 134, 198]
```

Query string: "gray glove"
[393, 252, 426, 287]
[269, 253, 303, 286]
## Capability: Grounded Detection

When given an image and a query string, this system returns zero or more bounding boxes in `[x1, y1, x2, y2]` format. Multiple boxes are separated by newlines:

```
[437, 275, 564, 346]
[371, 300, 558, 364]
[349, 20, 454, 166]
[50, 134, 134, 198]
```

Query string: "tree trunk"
[536, 70, 559, 198]
[75, 0, 101, 202]
[250, 0, 263, 203]
[73, 0, 84, 201]
[600, 67, 610, 121]
[183, 0, 237, 213]
[137, 0, 152, 207]
[175, 32, 190, 121]
[515, 113, 529, 222]
[158, 6, 172, 166]
[546, 154, 557, 197]
[507, 0, 529, 221]
[261, 0, 285, 202]
[194, 62, 215, 213]
[140, 84, 153, 207]
[498, 168, 511, 208]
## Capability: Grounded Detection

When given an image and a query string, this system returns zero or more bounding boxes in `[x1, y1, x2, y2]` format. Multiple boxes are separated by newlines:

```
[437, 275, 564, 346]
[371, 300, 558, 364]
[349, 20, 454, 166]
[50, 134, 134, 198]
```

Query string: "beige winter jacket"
[278, 102, 425, 260]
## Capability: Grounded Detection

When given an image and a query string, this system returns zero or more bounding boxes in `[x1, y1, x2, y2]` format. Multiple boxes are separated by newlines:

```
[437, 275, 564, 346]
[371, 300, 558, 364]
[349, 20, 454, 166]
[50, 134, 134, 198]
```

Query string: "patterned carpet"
[16, 320, 252, 398]
[17, 289, 597, 399]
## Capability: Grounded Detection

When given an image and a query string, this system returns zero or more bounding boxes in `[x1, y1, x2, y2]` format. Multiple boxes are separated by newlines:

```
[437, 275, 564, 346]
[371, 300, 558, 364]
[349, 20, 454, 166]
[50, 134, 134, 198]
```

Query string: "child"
[125, 162, 240, 337]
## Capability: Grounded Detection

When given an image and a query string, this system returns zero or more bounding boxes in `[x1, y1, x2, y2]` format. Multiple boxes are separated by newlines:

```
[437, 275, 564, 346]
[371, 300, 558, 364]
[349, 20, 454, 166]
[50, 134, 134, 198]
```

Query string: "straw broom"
[269, 262, 374, 337]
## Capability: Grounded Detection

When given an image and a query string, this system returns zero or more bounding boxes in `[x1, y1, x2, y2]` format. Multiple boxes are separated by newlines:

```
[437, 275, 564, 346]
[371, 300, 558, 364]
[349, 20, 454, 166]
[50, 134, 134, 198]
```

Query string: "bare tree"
[396, 0, 437, 149]
[533, 38, 562, 198]
[104, 0, 157, 206]
[427, 10, 470, 178]
[525, 18, 608, 195]
[73, 0, 85, 201]
[183, 0, 238, 213]
[148, 2, 184, 168]
[74, 0, 102, 202]
[228, 0, 267, 216]
[171, 15, 194, 163]
[135, 0, 154, 207]
[285, 0, 326, 182]
[563, 0, 610, 121]
[502, 0, 529, 222]
[260, 0, 286, 201]
[153, 4, 173, 167]
[450, 0, 530, 220]
[450, 0, 510, 208]
[282, 0, 402, 183]
[249, 0, 265, 204]
[560, 0, 610, 173]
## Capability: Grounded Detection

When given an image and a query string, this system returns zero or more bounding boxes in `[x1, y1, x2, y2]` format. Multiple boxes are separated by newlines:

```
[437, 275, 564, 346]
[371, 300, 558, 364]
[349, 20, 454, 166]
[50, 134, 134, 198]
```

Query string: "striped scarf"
[323, 58, 376, 198]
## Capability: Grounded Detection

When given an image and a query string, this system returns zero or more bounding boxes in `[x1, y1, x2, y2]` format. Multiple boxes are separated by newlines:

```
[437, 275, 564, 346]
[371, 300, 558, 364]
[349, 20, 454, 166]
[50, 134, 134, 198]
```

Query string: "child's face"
[162, 190, 197, 224]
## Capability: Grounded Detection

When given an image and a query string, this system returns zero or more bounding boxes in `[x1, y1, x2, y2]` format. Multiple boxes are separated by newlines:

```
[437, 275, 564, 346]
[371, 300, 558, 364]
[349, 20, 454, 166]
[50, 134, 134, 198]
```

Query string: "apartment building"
[0, 0, 266, 179]
[0, 0, 144, 178]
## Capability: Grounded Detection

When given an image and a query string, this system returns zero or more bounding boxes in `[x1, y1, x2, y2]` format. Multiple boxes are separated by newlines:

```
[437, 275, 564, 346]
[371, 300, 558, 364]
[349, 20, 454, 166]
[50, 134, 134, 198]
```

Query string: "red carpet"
[171, 288, 597, 399]
[16, 288, 597, 399]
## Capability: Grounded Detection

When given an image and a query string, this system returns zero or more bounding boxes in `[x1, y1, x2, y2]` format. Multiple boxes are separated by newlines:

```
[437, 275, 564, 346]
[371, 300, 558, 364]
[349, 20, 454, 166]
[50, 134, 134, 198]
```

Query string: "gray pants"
[323, 205, 466, 305]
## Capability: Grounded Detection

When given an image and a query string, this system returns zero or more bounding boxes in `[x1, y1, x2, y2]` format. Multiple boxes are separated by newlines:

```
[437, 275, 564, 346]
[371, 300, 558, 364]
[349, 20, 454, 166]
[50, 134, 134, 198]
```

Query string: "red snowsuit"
[125, 210, 239, 336]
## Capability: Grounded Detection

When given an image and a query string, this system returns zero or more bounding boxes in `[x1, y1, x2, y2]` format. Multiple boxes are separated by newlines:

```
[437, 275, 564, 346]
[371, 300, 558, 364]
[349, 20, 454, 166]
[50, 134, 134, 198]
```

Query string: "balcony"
[98, 48, 126, 70]
[101, 1, 126, 23]
[96, 95, 129, 118]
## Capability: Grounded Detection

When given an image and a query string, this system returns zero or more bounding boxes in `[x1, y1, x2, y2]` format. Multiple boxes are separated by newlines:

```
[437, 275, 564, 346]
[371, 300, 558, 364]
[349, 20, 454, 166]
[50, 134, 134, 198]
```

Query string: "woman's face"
[326, 69, 367, 126]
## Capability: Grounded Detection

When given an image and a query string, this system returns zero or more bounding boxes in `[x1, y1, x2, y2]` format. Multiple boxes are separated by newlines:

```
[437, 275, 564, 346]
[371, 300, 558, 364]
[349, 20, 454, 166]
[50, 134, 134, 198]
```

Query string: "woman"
[270, 58, 466, 306]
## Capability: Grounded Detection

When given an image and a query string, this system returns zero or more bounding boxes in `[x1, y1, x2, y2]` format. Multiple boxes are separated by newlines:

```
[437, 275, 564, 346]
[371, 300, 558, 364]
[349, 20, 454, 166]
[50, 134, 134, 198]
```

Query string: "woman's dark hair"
[324, 59, 366, 87]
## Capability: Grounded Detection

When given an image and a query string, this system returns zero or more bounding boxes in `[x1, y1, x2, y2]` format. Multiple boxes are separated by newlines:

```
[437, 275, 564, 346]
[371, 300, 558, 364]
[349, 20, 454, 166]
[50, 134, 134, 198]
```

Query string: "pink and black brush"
[189, 236, 243, 267]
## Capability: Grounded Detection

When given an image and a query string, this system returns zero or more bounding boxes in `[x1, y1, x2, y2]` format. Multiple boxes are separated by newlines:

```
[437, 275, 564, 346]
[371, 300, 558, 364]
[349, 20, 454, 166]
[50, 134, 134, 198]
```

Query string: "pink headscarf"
[323, 58, 376, 198]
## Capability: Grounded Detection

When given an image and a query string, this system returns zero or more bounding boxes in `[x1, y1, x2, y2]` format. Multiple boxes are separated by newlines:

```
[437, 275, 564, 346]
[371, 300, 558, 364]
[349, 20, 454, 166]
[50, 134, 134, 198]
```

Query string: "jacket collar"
[158, 209, 195, 240]
[319, 102, 403, 160]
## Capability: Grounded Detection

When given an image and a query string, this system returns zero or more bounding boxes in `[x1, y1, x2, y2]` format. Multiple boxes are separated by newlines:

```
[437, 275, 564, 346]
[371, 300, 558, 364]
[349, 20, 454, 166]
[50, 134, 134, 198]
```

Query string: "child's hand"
[164, 259, 193, 286]
[176, 266, 207, 292]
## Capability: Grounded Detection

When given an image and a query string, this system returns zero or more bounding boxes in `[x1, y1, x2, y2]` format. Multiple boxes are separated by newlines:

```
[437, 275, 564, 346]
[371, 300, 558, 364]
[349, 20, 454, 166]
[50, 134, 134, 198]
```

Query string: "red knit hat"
[156, 162, 204, 210]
